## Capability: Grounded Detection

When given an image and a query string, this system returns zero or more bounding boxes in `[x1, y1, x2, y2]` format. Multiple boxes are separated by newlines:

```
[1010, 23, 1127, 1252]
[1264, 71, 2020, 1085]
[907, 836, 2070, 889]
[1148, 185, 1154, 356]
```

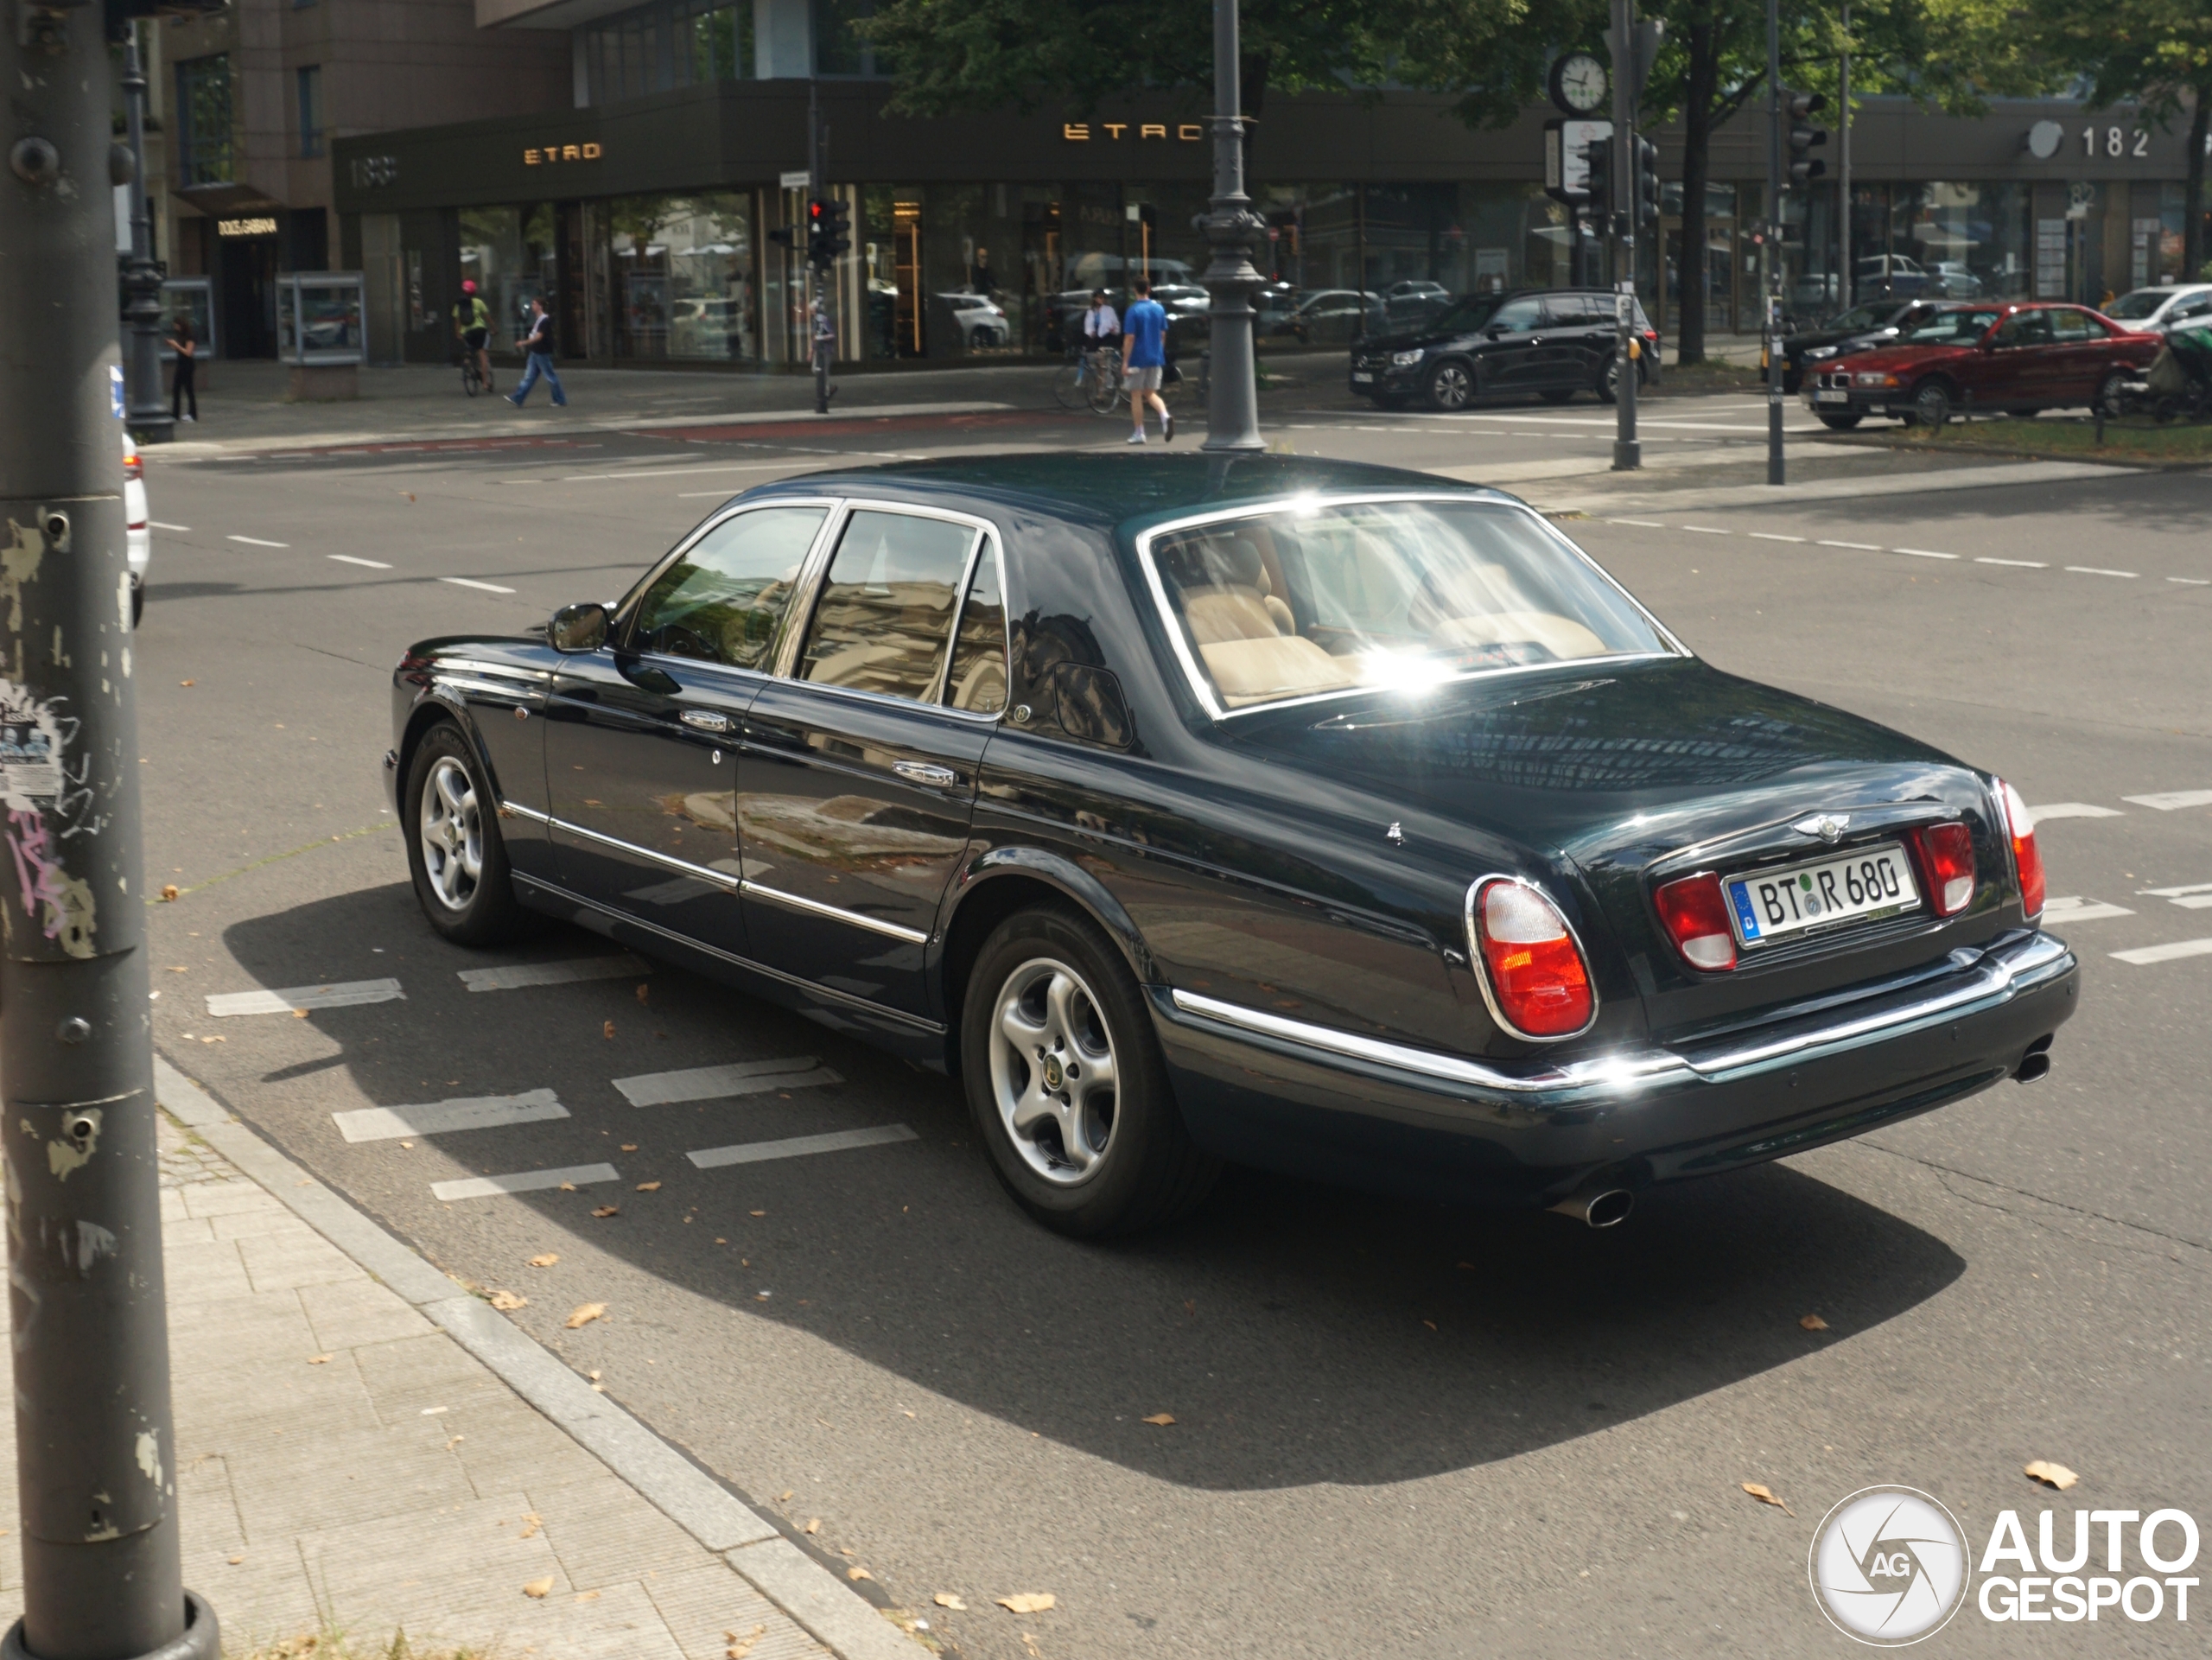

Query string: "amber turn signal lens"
[1471, 878, 1594, 1039]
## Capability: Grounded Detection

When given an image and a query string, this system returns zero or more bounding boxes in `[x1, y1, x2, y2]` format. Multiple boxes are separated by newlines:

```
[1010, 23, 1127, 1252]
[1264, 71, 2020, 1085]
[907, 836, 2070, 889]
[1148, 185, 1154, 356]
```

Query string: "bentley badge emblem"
[1793, 812, 1852, 843]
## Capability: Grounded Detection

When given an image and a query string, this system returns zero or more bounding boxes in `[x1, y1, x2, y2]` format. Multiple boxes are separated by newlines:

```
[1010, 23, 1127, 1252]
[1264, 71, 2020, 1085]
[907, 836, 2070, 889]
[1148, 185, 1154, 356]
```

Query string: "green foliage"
[2024, 0, 2212, 118]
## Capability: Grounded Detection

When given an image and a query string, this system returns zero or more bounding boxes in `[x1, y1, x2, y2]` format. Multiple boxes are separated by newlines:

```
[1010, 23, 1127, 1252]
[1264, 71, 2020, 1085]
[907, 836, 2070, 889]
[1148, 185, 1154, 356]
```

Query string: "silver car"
[2102, 283, 2212, 333]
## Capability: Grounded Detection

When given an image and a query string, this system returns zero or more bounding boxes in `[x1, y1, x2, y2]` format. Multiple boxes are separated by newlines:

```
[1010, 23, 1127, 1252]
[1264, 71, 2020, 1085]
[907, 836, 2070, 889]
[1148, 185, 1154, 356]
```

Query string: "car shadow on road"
[214, 885, 1965, 1493]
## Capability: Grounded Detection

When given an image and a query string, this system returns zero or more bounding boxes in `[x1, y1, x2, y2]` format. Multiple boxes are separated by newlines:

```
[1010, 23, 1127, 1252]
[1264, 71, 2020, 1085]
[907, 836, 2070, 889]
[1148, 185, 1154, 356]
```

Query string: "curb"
[154, 1057, 922, 1660]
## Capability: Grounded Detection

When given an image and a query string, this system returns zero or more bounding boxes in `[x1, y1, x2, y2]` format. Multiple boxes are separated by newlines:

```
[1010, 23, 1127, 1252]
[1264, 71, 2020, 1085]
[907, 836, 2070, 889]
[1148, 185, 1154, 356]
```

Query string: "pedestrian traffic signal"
[1583, 140, 1614, 224]
[1786, 91, 1828, 188]
[806, 195, 852, 270]
[1632, 136, 1661, 229]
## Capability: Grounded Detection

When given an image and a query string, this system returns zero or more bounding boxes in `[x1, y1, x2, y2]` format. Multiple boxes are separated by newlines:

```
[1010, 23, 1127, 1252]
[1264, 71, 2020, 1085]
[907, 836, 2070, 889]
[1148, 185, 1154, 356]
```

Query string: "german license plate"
[1815, 388, 1849, 404]
[1727, 843, 1920, 947]
[1351, 372, 1375, 383]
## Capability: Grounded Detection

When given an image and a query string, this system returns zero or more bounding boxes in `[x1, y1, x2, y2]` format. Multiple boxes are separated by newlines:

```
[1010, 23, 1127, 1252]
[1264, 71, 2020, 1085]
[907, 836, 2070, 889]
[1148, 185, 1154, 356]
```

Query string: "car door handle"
[680, 709, 732, 734]
[893, 760, 959, 788]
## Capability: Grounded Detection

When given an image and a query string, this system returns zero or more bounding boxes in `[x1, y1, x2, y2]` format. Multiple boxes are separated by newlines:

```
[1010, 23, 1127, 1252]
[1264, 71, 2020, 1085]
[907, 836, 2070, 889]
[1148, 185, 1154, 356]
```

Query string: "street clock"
[1550, 53, 1609, 116]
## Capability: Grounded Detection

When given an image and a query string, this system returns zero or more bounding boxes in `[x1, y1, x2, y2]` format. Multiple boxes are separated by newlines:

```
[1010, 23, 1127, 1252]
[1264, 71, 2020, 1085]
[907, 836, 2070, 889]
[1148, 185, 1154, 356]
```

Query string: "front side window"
[2103, 289, 2166, 321]
[798, 510, 978, 702]
[631, 506, 824, 668]
[1147, 499, 1671, 714]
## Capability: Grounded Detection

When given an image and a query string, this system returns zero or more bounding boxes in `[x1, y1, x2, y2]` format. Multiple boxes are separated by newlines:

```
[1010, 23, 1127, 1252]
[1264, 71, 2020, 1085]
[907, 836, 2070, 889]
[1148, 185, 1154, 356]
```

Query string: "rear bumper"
[1152, 929, 2077, 1205]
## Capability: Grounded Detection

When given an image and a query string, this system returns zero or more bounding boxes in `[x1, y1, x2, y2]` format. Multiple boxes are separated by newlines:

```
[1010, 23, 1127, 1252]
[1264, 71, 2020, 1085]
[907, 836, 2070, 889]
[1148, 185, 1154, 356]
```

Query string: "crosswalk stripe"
[2110, 938, 2212, 967]
[613, 1058, 838, 1108]
[207, 977, 404, 1017]
[2042, 898, 2133, 924]
[432, 1161, 621, 1202]
[459, 954, 650, 992]
[687, 1126, 917, 1170]
[334, 1088, 568, 1144]
[2025, 803, 2124, 821]
[2121, 790, 2212, 811]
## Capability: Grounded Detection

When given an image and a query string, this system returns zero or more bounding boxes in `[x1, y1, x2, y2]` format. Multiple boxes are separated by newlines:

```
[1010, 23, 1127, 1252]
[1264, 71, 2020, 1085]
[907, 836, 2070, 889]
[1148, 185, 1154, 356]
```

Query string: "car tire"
[961, 905, 1219, 1237]
[1816, 412, 1863, 430]
[1427, 359, 1475, 411]
[2095, 369, 2129, 421]
[1910, 380, 1952, 429]
[1596, 354, 1637, 405]
[404, 722, 530, 946]
[130, 576, 143, 628]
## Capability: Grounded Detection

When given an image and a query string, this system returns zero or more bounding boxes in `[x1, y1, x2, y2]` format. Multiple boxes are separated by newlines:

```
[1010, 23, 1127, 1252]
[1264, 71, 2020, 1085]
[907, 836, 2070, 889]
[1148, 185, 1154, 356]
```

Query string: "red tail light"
[1471, 878, 1595, 1040]
[1995, 779, 2044, 920]
[1909, 822, 1976, 917]
[1654, 873, 1738, 971]
[122, 439, 143, 482]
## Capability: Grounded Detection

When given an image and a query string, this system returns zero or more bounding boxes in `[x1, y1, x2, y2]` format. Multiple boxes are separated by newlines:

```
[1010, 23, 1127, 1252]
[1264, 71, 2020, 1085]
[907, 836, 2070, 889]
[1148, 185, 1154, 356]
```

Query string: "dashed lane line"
[1748, 532, 1805, 543]
[460, 954, 651, 992]
[686, 1126, 918, 1170]
[2066, 566, 2138, 578]
[1817, 539, 1884, 550]
[329, 555, 392, 569]
[441, 577, 518, 595]
[1597, 522, 2204, 586]
[1610, 518, 1666, 528]
[2027, 803, 2125, 821]
[207, 977, 404, 1017]
[432, 1162, 622, 1202]
[1895, 548, 1959, 560]
[334, 1088, 569, 1145]
[614, 1058, 841, 1108]
[2110, 938, 2212, 967]
[1976, 557, 2046, 568]
[2043, 897, 2135, 924]
[227, 534, 289, 548]
[2139, 882, 2212, 898]
[2171, 576, 2211, 586]
[150, 520, 191, 532]
[2121, 790, 2212, 811]
[1681, 525, 1732, 535]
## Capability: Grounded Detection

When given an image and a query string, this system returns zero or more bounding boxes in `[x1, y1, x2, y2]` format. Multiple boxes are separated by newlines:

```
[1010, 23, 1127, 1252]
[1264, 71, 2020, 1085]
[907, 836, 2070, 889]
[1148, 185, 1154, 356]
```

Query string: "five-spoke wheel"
[988, 957, 1119, 1185]
[419, 754, 484, 913]
[404, 723, 527, 944]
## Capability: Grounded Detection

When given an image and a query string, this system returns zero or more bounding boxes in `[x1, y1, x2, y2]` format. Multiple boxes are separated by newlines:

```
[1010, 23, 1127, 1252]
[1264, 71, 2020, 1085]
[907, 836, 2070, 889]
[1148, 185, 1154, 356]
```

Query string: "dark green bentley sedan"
[385, 455, 2075, 1237]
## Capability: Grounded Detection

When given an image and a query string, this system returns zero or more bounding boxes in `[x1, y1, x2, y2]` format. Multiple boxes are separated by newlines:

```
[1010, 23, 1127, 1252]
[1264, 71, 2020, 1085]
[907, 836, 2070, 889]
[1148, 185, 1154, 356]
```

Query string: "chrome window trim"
[1130, 491, 1689, 723]
[740, 879, 931, 945]
[514, 801, 741, 894]
[1463, 874, 1602, 1043]
[616, 495, 845, 666]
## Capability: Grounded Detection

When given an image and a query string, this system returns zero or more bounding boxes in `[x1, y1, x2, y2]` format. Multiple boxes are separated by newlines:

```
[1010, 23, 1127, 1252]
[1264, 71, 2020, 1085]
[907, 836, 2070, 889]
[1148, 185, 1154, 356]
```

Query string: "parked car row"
[1349, 288, 1662, 411]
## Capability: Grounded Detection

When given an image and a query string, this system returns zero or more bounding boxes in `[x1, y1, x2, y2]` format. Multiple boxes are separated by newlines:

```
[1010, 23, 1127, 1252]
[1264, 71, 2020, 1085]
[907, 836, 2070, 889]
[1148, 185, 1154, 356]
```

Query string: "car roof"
[737, 453, 1513, 537]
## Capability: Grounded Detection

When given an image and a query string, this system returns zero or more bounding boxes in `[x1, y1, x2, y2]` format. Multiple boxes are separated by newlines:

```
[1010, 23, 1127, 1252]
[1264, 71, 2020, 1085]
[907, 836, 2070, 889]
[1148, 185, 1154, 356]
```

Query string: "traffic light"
[1632, 136, 1661, 229]
[804, 195, 851, 270]
[1583, 139, 1614, 224]
[1786, 91, 1828, 188]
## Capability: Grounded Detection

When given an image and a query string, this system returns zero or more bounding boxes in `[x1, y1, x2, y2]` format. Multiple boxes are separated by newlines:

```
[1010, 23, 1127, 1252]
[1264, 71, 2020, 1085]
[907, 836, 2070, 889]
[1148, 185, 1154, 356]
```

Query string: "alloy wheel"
[1429, 362, 1472, 410]
[987, 955, 1119, 1185]
[1913, 381, 1951, 429]
[419, 755, 484, 912]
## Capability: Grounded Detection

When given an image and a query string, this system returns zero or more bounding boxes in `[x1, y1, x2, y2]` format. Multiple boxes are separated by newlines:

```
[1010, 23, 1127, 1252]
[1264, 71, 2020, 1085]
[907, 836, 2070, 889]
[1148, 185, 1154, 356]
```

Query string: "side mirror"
[550, 601, 609, 653]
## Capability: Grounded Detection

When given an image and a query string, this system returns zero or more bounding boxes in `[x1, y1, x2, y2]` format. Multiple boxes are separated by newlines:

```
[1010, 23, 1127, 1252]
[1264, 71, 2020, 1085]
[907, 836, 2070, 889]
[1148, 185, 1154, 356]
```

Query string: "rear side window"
[798, 510, 980, 703]
[631, 506, 824, 669]
[944, 538, 1007, 713]
[2051, 309, 2104, 341]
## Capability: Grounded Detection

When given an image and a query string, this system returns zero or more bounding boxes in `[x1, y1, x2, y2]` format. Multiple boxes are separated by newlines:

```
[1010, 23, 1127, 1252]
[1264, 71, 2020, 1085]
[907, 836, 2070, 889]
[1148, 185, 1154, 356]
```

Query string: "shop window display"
[459, 206, 556, 357]
[607, 194, 759, 361]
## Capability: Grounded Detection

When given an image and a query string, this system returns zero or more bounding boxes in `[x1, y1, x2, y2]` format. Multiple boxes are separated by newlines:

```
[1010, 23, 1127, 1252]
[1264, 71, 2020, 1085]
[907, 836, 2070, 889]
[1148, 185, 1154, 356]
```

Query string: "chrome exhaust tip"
[1548, 1186, 1636, 1229]
[2013, 1052, 2051, 1084]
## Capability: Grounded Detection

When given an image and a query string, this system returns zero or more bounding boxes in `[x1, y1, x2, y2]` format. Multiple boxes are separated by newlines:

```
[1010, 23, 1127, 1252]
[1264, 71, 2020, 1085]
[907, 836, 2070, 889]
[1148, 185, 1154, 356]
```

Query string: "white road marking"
[2042, 897, 2134, 924]
[1749, 532, 1805, 543]
[334, 1087, 569, 1143]
[1894, 548, 1959, 560]
[432, 1162, 622, 1202]
[614, 1058, 840, 1107]
[2025, 802, 2124, 821]
[1974, 557, 2046, 568]
[2065, 566, 2137, 578]
[556, 461, 801, 483]
[2170, 895, 2212, 910]
[2110, 938, 2212, 967]
[328, 555, 392, 569]
[1681, 525, 1732, 535]
[2122, 790, 2212, 811]
[150, 520, 191, 532]
[459, 954, 651, 992]
[440, 577, 518, 595]
[2138, 882, 2212, 897]
[227, 534, 289, 548]
[1818, 539, 1882, 550]
[2169, 576, 2210, 586]
[686, 1125, 918, 1170]
[1609, 518, 1666, 528]
[207, 977, 404, 1017]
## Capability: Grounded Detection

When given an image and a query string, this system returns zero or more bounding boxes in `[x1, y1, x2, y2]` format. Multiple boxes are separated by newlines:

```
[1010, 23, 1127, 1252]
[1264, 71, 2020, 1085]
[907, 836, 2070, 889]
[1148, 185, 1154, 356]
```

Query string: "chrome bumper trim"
[1168, 931, 2073, 1099]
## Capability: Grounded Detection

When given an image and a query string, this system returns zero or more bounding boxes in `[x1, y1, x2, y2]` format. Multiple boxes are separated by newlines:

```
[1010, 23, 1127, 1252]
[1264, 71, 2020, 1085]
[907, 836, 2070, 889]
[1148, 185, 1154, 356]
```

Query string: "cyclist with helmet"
[454, 280, 494, 393]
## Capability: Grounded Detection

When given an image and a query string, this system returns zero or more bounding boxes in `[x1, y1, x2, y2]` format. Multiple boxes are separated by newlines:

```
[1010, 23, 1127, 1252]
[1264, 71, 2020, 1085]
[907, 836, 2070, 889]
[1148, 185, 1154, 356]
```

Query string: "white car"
[123, 430, 149, 626]
[936, 292, 1009, 347]
[2102, 283, 2212, 332]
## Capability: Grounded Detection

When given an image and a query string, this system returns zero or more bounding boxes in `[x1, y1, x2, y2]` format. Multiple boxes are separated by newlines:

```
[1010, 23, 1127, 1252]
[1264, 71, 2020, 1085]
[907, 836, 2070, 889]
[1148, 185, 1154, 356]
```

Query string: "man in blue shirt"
[1121, 280, 1172, 444]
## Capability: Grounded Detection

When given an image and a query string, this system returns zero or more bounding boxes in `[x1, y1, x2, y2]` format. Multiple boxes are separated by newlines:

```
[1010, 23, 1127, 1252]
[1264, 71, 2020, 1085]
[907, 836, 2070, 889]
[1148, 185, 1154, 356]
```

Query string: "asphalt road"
[134, 393, 2209, 1658]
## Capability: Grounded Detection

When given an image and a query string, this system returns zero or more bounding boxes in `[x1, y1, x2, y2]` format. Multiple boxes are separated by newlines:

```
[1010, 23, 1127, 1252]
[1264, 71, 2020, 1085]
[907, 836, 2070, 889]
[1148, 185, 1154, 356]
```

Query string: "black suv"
[1350, 288, 1662, 410]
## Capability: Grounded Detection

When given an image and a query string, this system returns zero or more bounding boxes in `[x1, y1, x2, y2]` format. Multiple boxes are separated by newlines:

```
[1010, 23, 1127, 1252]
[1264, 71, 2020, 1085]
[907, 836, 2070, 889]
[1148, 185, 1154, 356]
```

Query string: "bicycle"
[1052, 344, 1124, 415]
[457, 334, 494, 398]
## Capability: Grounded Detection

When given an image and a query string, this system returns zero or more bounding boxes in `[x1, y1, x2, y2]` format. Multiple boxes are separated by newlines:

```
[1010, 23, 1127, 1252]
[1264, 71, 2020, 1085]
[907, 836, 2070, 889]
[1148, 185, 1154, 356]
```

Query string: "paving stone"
[296, 1277, 435, 1352]
[445, 1396, 614, 1497]
[180, 1179, 283, 1220]
[647, 1559, 834, 1660]
[226, 1418, 478, 1539]
[533, 1472, 715, 1591]
[172, 1347, 381, 1452]
[210, 1205, 315, 1242]
[168, 1290, 320, 1377]
[351, 1332, 505, 1426]
[236, 1226, 359, 1293]
[162, 1238, 255, 1304]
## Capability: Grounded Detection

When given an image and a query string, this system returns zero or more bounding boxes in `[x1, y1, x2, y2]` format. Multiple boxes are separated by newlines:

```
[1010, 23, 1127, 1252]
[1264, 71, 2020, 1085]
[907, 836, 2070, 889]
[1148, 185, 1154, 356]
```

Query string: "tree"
[2028, 0, 2212, 282]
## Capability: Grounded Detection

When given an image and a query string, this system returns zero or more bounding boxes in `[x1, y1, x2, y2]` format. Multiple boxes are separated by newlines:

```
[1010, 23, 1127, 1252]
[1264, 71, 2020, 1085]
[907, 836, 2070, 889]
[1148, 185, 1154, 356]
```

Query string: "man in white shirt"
[1081, 290, 1120, 358]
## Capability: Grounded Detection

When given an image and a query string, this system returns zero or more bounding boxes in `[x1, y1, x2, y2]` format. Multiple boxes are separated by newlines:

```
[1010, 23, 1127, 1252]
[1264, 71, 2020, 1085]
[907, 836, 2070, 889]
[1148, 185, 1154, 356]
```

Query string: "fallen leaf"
[574, 1590, 600, 1603]
[527, 1253, 558, 1268]
[291, 1008, 308, 1019]
[226, 1555, 243, 1565]
[488, 1290, 526, 1311]
[995, 1593, 1055, 1615]
[1800, 1313, 1830, 1331]
[602, 1020, 616, 1040]
[933, 1593, 966, 1611]
[2024, 1460, 2079, 1491]
[587, 1370, 601, 1381]
[1141, 1413, 1175, 1427]
[559, 1182, 576, 1193]
[167, 964, 187, 972]
[803, 1518, 820, 1535]
[564, 1302, 607, 1329]
[636, 983, 651, 1004]
[1422, 1319, 1438, 1332]
[847, 1567, 873, 1581]
[749, 1210, 766, 1217]
[306, 1354, 331, 1365]
[398, 1142, 412, 1149]
[779, 1490, 794, 1502]
[589, 1205, 619, 1218]
[159, 884, 179, 901]
[180, 679, 194, 687]
[1741, 1482, 1795, 1517]
[518, 1513, 541, 1540]
[521, 1577, 554, 1599]
[715, 1237, 727, 1244]
[1457, 1261, 1477, 1271]
[635, 1181, 661, 1193]
[620, 1143, 639, 1152]
[725, 1623, 767, 1659]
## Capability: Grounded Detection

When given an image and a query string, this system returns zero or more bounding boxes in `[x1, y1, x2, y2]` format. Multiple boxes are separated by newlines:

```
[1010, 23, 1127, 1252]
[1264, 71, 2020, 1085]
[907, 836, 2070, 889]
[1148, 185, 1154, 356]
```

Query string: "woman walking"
[168, 317, 199, 423]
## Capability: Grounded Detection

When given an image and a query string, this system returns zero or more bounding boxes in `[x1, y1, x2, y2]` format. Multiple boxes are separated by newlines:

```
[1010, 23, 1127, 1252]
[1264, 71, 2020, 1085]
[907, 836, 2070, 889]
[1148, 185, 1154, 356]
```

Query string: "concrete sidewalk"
[0, 1080, 927, 1660]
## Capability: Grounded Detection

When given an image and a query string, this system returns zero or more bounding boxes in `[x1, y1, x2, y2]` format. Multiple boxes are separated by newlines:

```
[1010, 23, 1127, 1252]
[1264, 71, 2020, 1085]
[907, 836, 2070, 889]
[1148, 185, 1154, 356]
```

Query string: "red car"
[1803, 302, 2160, 430]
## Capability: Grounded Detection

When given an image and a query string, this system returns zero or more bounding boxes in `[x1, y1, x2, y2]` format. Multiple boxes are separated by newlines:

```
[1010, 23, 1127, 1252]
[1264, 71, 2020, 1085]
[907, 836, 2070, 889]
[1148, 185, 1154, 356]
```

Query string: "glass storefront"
[605, 193, 760, 361]
[458, 206, 557, 352]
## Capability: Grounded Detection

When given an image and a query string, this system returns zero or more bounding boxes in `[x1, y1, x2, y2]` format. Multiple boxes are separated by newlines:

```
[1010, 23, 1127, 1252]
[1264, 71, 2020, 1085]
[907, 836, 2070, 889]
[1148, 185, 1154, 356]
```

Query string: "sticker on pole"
[110, 363, 125, 421]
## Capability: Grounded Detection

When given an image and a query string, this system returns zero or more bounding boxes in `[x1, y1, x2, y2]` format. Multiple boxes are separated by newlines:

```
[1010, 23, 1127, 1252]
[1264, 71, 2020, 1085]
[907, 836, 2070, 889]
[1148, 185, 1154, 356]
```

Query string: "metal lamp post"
[1197, 0, 1265, 452]
[118, 22, 174, 446]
